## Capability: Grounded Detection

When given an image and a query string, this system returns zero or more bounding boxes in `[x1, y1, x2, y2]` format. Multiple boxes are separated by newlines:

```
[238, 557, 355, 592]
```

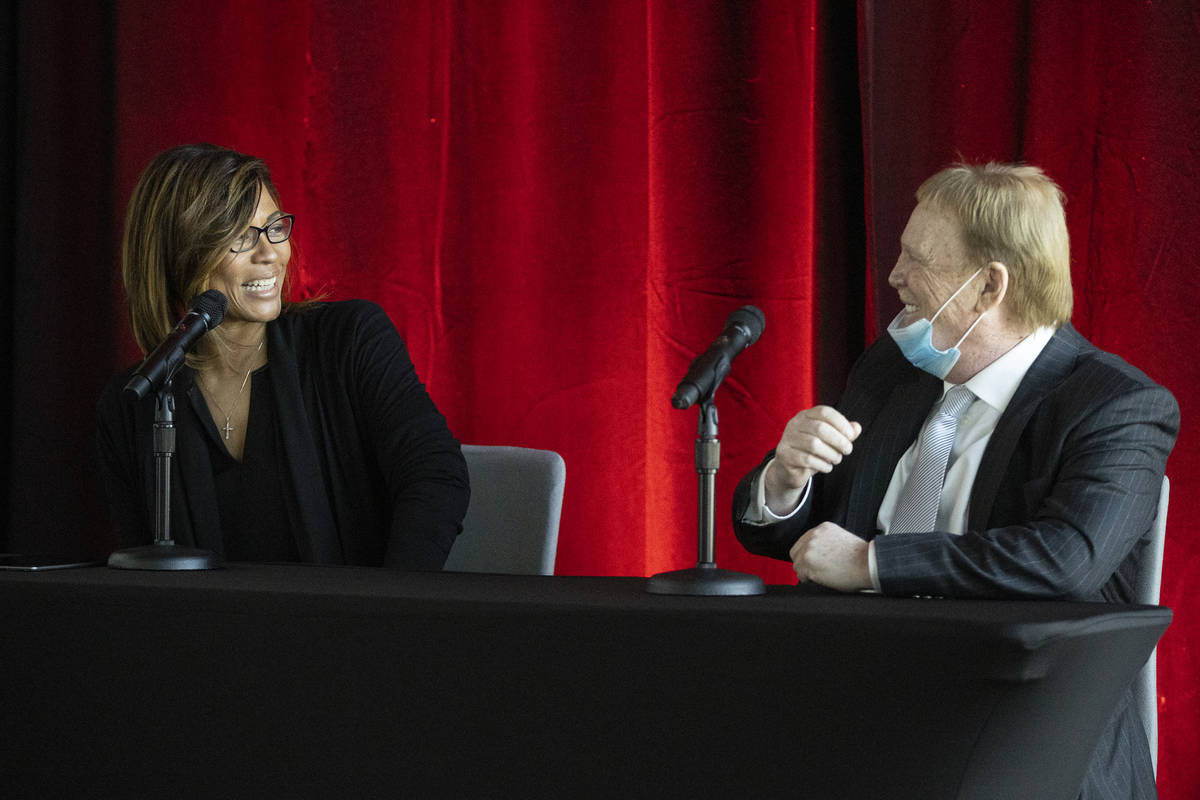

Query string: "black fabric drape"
[4, 4, 118, 555]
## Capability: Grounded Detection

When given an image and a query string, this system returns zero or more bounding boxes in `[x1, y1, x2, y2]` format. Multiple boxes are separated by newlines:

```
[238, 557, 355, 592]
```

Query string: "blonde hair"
[917, 162, 1073, 329]
[122, 144, 298, 361]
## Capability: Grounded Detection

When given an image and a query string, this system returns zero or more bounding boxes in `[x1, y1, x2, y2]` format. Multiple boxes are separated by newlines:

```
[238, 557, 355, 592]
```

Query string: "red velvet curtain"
[110, 0, 864, 584]
[13, 0, 1196, 795]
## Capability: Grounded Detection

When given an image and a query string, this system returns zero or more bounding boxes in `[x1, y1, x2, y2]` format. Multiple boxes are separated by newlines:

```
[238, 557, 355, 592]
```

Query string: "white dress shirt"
[743, 327, 1055, 589]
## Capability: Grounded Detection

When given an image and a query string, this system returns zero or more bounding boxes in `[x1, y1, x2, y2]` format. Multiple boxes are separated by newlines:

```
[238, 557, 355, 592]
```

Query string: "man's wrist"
[763, 460, 806, 516]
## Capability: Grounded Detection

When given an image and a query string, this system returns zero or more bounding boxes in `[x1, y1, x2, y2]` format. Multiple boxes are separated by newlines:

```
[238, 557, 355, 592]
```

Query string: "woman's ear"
[977, 261, 1009, 312]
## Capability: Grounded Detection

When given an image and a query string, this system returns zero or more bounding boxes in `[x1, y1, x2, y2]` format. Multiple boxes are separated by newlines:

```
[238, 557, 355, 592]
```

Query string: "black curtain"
[4, 4, 118, 555]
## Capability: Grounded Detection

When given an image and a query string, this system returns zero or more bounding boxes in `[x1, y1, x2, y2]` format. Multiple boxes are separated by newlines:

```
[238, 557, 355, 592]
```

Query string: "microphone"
[123, 290, 228, 400]
[671, 305, 765, 409]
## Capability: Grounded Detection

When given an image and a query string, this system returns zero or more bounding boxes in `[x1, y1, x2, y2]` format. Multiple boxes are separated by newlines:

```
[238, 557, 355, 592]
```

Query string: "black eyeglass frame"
[229, 214, 296, 253]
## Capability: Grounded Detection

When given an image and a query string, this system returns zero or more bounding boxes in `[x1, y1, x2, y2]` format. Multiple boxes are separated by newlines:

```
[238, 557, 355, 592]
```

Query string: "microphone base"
[646, 563, 766, 596]
[107, 543, 222, 571]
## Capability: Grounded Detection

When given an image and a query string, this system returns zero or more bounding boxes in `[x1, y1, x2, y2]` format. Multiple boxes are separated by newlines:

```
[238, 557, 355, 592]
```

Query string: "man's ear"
[977, 261, 1009, 312]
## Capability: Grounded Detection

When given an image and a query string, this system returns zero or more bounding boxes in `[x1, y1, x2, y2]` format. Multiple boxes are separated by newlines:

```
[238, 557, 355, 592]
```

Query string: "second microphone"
[671, 305, 765, 409]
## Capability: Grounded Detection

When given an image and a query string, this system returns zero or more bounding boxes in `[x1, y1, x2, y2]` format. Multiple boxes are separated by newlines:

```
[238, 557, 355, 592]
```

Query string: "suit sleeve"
[874, 380, 1179, 600]
[731, 337, 897, 563]
[347, 304, 470, 569]
[732, 452, 816, 560]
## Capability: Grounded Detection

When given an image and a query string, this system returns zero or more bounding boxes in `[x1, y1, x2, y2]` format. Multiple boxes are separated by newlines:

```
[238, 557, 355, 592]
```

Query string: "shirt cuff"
[867, 540, 881, 592]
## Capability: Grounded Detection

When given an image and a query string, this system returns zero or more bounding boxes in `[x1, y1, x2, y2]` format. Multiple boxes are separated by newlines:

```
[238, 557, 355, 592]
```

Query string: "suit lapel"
[968, 326, 1080, 530]
[844, 355, 941, 534]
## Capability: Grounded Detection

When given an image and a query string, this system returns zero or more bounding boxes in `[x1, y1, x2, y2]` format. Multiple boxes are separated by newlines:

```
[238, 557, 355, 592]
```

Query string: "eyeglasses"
[230, 214, 295, 253]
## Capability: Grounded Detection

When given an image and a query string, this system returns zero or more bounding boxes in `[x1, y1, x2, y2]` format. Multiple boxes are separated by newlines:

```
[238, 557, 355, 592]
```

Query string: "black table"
[0, 565, 1170, 799]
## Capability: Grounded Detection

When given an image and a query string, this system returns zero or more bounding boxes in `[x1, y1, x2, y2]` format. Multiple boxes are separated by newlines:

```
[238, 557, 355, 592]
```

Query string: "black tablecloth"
[0, 565, 1170, 799]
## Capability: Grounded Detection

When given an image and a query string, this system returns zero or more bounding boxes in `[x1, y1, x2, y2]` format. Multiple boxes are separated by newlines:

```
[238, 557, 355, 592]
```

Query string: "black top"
[191, 366, 300, 562]
[96, 300, 470, 569]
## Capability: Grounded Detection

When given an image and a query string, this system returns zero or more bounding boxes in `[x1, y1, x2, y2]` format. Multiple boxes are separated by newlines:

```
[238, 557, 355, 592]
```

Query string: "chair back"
[1134, 475, 1169, 775]
[444, 445, 566, 576]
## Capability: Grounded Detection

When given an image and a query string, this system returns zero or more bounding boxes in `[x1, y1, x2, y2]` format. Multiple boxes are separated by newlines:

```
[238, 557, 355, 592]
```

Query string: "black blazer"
[733, 324, 1178, 602]
[96, 300, 470, 570]
[732, 324, 1178, 799]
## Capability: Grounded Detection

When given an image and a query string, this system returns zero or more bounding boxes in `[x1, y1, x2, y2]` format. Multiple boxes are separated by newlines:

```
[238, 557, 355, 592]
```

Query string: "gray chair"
[1134, 475, 1169, 776]
[444, 445, 566, 576]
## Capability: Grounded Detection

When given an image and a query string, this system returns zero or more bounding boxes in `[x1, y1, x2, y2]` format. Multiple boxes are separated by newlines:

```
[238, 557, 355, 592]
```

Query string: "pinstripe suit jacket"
[732, 323, 1178, 799]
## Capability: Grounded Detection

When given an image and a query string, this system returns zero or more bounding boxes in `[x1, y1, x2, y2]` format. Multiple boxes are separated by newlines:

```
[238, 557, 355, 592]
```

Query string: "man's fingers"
[789, 534, 810, 582]
[789, 523, 870, 592]
[783, 407, 860, 457]
[776, 427, 851, 475]
[788, 535, 803, 561]
[769, 406, 864, 496]
[804, 406, 860, 448]
[776, 447, 836, 476]
[790, 431, 847, 463]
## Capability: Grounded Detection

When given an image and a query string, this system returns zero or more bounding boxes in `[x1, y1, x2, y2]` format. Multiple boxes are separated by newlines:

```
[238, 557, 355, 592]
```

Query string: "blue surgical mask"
[887, 268, 986, 379]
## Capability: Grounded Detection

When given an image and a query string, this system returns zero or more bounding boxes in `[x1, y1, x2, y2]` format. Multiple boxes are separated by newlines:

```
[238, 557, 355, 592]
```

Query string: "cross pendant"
[222, 420, 233, 440]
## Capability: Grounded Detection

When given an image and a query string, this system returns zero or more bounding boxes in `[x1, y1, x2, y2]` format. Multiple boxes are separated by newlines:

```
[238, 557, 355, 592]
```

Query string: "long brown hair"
[122, 143, 299, 359]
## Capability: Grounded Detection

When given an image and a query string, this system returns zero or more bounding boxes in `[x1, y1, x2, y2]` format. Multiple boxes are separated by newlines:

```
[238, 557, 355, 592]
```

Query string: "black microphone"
[671, 305, 765, 409]
[123, 290, 228, 400]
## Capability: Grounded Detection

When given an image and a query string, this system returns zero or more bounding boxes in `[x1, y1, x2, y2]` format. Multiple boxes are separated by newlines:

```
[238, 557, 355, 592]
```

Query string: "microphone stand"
[646, 398, 765, 596]
[107, 379, 221, 571]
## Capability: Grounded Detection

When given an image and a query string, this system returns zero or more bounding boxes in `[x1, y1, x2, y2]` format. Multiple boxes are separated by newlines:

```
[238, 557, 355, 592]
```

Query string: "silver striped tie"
[890, 385, 975, 534]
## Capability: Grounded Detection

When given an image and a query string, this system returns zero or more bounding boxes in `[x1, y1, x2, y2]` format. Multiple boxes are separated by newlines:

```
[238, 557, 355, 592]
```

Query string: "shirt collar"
[945, 326, 1055, 414]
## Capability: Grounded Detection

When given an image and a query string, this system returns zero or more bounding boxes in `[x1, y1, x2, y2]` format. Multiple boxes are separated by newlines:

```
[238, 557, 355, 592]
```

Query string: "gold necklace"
[202, 337, 265, 441]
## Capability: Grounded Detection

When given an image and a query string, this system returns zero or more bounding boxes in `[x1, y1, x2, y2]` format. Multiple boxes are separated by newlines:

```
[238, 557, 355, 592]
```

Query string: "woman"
[96, 143, 469, 568]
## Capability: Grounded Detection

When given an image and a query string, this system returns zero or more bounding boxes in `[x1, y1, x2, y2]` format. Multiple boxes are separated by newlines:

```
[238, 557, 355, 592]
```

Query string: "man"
[733, 163, 1178, 799]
